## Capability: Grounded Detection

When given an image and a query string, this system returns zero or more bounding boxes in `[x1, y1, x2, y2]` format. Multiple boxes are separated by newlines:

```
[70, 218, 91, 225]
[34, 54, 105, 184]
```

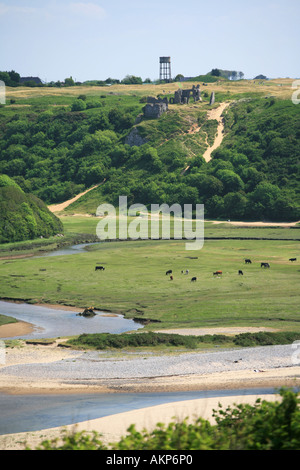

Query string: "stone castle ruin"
[142, 96, 168, 119]
[142, 85, 202, 120]
[170, 85, 201, 105]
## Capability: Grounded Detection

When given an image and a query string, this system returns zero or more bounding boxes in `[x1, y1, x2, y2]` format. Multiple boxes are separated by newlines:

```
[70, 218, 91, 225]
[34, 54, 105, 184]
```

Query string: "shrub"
[71, 99, 86, 111]
[233, 331, 300, 347]
[67, 332, 200, 349]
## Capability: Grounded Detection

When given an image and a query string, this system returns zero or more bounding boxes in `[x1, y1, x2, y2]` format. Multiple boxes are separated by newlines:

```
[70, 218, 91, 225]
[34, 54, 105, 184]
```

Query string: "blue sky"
[0, 0, 299, 82]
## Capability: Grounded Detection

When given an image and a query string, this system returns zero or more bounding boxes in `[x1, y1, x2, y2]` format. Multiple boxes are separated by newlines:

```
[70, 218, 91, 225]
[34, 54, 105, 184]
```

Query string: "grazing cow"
[95, 266, 105, 271]
[166, 270, 172, 275]
[245, 259, 252, 264]
[170, 275, 173, 281]
[191, 277, 197, 282]
[239, 270, 244, 275]
[213, 271, 222, 276]
[261, 263, 270, 268]
[289, 258, 297, 262]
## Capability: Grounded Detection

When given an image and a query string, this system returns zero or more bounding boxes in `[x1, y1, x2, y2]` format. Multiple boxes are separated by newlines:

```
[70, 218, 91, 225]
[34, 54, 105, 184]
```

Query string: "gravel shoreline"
[1, 341, 299, 450]
[1, 342, 299, 394]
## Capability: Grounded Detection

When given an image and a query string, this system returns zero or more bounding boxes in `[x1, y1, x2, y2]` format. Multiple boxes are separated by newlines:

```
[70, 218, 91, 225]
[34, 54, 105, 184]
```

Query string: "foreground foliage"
[32, 389, 300, 450]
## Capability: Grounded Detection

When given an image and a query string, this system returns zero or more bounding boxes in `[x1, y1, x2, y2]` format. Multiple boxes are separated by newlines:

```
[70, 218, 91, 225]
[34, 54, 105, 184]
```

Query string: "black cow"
[95, 266, 105, 271]
[261, 263, 270, 268]
[245, 259, 252, 264]
[289, 258, 297, 262]
[238, 270, 244, 275]
[166, 270, 172, 275]
[191, 277, 197, 282]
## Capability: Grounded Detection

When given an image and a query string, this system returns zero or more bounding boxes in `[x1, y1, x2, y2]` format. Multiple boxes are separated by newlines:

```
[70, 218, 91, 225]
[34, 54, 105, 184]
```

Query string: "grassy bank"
[0, 231, 299, 331]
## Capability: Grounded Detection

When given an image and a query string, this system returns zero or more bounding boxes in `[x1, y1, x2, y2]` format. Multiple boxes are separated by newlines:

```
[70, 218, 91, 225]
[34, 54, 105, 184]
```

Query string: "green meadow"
[0, 219, 299, 332]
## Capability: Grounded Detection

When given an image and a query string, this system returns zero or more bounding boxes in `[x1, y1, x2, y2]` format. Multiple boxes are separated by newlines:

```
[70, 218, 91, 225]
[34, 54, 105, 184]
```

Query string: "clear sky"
[0, 0, 299, 83]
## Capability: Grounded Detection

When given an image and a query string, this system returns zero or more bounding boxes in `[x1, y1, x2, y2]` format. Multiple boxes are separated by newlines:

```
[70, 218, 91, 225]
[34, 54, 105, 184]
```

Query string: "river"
[1, 241, 144, 339]
[0, 300, 142, 340]
[0, 388, 277, 435]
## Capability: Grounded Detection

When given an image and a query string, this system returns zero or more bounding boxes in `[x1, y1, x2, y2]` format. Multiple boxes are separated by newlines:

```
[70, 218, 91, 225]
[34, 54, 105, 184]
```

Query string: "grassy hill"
[1, 79, 299, 223]
[0, 174, 63, 243]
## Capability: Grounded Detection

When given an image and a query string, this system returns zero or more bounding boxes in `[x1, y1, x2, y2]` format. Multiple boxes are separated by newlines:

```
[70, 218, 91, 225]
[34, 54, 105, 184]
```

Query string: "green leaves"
[0, 175, 63, 243]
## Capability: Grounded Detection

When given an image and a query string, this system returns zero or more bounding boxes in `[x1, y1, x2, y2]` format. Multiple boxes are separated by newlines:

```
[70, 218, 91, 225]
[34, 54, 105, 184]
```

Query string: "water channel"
[0, 242, 143, 340]
[0, 388, 277, 435]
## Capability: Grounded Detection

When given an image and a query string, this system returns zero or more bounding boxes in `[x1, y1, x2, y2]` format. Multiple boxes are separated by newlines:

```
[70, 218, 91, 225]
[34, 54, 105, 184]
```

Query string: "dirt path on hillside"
[211, 220, 300, 227]
[202, 102, 231, 162]
[48, 184, 101, 213]
[182, 102, 231, 175]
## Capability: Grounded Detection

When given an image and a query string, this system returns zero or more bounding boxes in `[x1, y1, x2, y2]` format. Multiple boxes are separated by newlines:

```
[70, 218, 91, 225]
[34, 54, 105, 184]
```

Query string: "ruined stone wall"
[143, 96, 168, 119]
[170, 85, 201, 104]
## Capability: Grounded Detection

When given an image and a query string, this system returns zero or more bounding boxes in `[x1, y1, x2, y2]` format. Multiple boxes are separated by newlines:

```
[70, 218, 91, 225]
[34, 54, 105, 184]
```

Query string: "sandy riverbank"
[0, 321, 34, 338]
[1, 323, 299, 450]
[1, 334, 299, 396]
[0, 392, 281, 450]
[1, 322, 299, 395]
[0, 349, 298, 450]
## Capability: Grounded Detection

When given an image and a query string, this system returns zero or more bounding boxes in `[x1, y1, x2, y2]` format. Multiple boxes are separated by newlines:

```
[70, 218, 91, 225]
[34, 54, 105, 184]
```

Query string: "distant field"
[5, 78, 295, 102]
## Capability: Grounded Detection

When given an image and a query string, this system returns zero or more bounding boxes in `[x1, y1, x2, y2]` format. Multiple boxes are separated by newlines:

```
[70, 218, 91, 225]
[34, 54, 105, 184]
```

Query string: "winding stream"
[1, 242, 143, 339]
[0, 301, 142, 340]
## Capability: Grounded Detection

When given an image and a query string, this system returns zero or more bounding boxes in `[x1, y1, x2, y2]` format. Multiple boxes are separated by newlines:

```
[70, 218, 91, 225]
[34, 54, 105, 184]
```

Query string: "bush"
[233, 331, 300, 347]
[71, 99, 86, 111]
[67, 332, 200, 349]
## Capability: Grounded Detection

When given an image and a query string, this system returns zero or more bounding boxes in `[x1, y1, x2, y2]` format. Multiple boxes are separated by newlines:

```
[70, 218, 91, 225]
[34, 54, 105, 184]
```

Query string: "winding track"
[202, 102, 231, 162]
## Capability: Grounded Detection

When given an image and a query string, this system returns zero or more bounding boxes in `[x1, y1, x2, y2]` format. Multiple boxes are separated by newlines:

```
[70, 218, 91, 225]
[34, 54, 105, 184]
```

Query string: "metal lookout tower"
[159, 57, 171, 82]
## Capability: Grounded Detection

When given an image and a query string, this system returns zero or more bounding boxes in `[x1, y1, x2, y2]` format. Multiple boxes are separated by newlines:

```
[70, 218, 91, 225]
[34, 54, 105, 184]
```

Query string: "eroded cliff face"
[125, 127, 148, 147]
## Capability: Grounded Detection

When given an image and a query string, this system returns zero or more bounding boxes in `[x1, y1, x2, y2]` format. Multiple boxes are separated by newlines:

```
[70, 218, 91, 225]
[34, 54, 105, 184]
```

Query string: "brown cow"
[213, 271, 222, 276]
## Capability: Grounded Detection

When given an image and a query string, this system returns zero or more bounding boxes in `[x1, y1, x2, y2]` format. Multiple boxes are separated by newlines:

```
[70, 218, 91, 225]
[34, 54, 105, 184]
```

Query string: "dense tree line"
[0, 70, 150, 88]
[0, 95, 299, 222]
[0, 70, 20, 87]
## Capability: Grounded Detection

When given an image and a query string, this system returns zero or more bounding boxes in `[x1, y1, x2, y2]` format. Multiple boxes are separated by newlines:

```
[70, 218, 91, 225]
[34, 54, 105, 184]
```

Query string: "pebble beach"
[0, 323, 299, 449]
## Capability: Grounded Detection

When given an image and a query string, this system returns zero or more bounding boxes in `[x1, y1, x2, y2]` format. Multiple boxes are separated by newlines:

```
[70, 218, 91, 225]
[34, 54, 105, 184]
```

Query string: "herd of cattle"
[94, 257, 297, 283]
[163, 257, 297, 282]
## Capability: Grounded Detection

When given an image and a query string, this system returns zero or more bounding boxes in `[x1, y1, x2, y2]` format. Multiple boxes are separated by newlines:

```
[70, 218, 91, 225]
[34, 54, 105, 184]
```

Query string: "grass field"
[0, 222, 299, 332]
[5, 78, 295, 103]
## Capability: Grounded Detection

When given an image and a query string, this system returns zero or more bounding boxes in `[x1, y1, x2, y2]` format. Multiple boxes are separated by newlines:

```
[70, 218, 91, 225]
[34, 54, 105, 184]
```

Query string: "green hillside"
[0, 174, 63, 243]
[0, 80, 299, 223]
